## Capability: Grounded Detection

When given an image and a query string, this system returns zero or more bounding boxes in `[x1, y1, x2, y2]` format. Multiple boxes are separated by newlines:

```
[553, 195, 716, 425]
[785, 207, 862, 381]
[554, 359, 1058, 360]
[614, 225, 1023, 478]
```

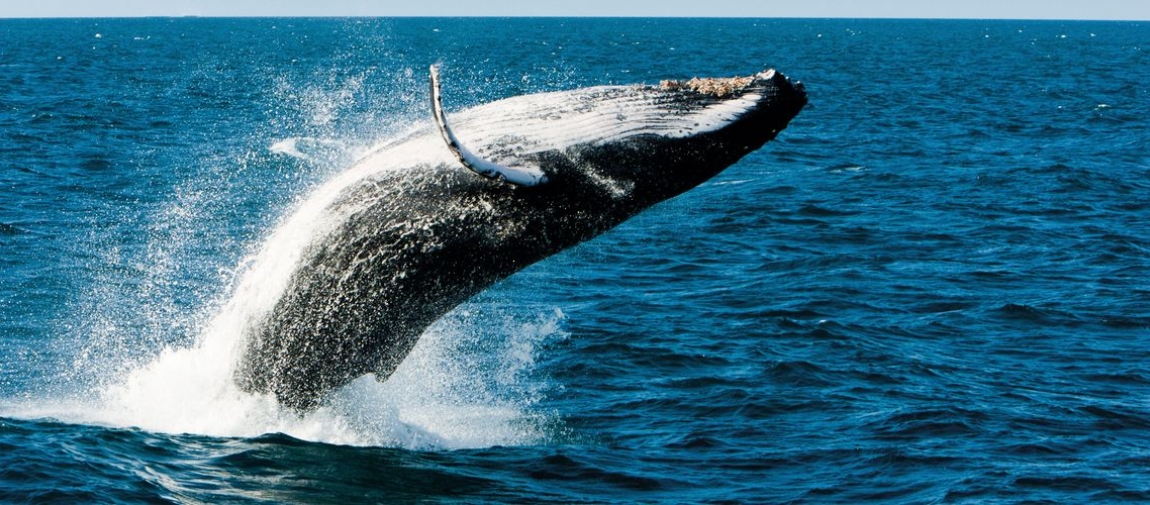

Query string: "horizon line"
[0, 14, 1146, 21]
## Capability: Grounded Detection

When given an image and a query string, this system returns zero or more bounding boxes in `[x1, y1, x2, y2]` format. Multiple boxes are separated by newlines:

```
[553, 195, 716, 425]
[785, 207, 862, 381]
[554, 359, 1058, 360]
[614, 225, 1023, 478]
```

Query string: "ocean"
[1, 17, 1148, 503]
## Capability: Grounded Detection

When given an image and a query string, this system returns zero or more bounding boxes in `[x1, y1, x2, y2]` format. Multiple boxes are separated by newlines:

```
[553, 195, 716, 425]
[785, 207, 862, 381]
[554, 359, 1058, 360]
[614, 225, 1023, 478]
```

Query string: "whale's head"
[432, 66, 807, 212]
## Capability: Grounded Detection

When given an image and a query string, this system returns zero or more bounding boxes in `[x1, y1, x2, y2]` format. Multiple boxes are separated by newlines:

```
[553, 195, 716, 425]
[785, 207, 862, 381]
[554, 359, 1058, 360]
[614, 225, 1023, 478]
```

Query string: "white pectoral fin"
[429, 64, 548, 187]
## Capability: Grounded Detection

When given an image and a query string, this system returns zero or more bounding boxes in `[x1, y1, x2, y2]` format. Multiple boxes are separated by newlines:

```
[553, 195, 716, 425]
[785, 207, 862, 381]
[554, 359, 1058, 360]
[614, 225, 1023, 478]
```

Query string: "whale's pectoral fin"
[430, 64, 548, 187]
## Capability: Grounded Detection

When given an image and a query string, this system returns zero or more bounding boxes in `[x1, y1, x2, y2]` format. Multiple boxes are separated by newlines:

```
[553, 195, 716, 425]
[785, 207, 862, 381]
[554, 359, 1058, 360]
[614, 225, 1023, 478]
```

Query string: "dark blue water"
[2, 17, 1149, 503]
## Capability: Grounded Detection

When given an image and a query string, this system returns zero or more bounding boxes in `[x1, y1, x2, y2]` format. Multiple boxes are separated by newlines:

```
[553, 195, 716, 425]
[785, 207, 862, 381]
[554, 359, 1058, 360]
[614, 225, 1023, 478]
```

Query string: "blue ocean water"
[1, 16, 1148, 503]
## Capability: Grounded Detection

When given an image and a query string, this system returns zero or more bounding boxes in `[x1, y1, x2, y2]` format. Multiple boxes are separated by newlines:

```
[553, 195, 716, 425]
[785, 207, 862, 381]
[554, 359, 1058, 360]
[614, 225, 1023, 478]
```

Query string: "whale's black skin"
[234, 68, 807, 411]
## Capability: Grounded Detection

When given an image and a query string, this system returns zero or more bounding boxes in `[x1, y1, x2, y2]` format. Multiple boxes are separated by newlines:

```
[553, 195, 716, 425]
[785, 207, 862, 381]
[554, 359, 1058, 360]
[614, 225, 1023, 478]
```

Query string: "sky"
[0, 0, 1147, 20]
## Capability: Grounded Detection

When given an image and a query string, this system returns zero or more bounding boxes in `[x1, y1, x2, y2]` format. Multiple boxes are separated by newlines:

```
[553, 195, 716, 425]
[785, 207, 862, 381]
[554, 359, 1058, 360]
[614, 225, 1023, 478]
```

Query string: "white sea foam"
[13, 305, 565, 449]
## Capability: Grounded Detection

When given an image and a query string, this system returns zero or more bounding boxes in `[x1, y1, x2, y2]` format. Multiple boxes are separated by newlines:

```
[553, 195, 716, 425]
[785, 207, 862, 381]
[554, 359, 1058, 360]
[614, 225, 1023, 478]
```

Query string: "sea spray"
[72, 142, 564, 447]
[13, 61, 566, 448]
[26, 302, 566, 448]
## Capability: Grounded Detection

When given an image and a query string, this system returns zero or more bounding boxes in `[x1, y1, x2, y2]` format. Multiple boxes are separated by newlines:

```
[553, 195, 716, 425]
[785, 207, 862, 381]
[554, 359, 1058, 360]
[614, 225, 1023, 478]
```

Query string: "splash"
[81, 307, 566, 449]
[66, 147, 565, 447]
[13, 306, 564, 449]
[11, 66, 567, 449]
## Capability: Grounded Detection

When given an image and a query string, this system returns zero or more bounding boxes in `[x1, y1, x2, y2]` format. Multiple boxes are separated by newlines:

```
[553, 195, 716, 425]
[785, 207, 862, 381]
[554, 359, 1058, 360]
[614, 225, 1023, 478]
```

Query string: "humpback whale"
[234, 65, 807, 411]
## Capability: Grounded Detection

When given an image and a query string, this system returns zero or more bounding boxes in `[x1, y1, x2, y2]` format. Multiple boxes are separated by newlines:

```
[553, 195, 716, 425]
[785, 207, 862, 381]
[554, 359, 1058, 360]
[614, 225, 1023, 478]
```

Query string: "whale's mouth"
[658, 69, 775, 98]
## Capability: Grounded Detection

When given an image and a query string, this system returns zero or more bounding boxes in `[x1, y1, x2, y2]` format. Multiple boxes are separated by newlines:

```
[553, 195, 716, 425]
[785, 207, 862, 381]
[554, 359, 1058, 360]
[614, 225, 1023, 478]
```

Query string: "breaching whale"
[234, 65, 807, 411]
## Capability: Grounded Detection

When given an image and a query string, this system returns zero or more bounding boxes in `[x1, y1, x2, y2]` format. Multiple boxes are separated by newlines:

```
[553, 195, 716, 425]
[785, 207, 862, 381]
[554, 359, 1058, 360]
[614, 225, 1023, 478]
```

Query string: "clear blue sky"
[1, 0, 1147, 20]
